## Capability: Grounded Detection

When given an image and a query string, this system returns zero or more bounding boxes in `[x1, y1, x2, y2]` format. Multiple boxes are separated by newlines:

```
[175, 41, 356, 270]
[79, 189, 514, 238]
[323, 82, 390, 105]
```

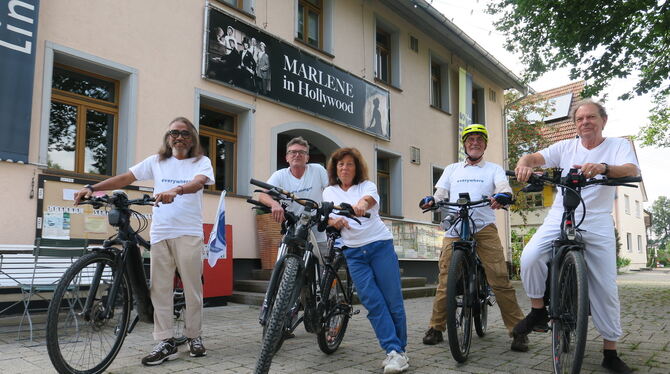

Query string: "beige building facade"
[1, 0, 524, 279]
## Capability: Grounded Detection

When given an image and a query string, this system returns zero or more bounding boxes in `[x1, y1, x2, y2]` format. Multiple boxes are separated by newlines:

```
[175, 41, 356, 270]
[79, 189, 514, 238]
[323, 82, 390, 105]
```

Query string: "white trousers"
[520, 224, 622, 341]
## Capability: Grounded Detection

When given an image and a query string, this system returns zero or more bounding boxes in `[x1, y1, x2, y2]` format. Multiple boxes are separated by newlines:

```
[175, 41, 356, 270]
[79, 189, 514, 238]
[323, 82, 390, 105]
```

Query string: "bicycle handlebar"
[78, 192, 156, 210]
[505, 169, 641, 189]
[422, 197, 491, 213]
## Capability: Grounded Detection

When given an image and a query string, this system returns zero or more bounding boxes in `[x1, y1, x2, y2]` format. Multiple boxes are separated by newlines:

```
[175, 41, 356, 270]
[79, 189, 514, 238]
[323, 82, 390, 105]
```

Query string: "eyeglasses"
[287, 150, 308, 156]
[168, 130, 192, 139]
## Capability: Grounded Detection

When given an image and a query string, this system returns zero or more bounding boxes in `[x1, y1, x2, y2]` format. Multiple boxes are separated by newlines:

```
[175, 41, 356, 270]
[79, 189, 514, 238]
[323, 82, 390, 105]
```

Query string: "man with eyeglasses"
[418, 124, 528, 353]
[74, 117, 214, 366]
[259, 137, 328, 251]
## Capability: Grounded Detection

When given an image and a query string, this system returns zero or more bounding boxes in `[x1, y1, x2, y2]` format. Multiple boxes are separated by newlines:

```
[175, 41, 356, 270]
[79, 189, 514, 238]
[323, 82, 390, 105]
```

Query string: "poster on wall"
[203, 6, 390, 140]
[43, 211, 71, 239]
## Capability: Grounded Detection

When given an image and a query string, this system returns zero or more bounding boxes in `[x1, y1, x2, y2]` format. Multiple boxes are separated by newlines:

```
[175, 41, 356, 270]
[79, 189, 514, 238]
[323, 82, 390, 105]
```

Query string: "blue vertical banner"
[0, 0, 40, 162]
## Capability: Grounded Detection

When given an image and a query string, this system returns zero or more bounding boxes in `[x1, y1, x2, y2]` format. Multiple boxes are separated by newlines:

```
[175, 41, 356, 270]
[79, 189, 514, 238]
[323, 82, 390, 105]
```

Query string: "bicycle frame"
[79, 195, 153, 328]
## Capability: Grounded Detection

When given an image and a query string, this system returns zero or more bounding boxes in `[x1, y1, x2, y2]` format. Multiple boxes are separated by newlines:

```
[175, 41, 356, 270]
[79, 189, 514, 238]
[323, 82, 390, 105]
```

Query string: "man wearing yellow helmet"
[419, 124, 528, 352]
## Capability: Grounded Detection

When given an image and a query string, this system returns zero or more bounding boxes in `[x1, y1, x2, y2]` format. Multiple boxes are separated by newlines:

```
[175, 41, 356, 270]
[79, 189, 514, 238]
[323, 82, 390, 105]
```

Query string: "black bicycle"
[507, 168, 641, 374]
[247, 179, 362, 374]
[423, 193, 497, 363]
[45, 191, 185, 374]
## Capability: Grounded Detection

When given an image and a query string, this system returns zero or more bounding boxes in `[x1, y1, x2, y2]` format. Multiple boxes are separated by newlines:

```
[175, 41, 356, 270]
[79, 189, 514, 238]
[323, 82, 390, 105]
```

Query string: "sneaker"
[141, 338, 178, 366]
[602, 352, 633, 374]
[510, 332, 529, 352]
[187, 336, 207, 357]
[422, 327, 444, 345]
[513, 307, 550, 335]
[383, 350, 409, 374]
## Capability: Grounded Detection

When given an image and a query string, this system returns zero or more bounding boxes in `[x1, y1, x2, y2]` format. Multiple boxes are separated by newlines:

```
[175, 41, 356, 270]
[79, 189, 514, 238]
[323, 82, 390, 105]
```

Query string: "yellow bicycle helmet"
[461, 124, 488, 143]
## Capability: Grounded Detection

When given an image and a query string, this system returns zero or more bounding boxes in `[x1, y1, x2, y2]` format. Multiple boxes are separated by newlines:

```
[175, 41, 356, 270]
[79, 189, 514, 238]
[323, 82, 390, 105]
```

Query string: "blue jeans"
[344, 239, 407, 353]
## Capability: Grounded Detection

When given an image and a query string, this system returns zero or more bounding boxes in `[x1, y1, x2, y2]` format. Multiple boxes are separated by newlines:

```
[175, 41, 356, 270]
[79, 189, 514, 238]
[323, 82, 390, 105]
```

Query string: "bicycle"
[422, 193, 497, 363]
[506, 168, 641, 374]
[45, 191, 186, 374]
[247, 178, 363, 374]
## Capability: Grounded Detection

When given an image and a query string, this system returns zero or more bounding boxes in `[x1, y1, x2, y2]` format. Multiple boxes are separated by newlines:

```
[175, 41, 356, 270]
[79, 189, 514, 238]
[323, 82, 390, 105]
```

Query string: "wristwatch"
[600, 163, 609, 176]
[84, 184, 96, 192]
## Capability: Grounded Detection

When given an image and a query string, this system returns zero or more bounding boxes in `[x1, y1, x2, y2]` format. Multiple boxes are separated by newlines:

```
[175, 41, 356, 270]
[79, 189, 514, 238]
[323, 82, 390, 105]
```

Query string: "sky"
[431, 0, 669, 208]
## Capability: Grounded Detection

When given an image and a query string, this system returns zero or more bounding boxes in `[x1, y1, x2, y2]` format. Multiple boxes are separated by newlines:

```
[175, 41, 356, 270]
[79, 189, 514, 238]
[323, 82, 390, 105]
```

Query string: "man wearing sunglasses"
[74, 117, 214, 366]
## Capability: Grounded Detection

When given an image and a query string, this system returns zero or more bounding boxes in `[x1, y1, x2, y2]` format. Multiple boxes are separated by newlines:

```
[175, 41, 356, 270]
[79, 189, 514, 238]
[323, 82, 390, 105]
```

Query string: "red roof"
[533, 81, 585, 143]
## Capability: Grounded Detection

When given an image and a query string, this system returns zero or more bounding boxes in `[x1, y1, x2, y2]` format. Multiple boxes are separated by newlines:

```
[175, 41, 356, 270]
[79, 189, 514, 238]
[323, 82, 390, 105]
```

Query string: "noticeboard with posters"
[202, 5, 391, 140]
[382, 218, 443, 261]
[36, 174, 154, 243]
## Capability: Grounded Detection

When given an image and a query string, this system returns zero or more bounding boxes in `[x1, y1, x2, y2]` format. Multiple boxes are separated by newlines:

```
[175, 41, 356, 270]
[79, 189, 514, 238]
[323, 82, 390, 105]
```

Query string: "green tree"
[487, 0, 670, 147]
[650, 196, 670, 250]
[505, 91, 555, 221]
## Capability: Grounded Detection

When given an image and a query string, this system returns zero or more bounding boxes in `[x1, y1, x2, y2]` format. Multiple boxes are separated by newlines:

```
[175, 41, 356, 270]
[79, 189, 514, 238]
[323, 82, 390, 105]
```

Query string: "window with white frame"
[624, 194, 630, 214]
[374, 18, 400, 87]
[217, 0, 254, 14]
[626, 232, 632, 252]
[376, 149, 402, 217]
[296, 0, 332, 52]
[637, 235, 643, 253]
[430, 54, 450, 111]
[199, 106, 237, 193]
[635, 200, 641, 218]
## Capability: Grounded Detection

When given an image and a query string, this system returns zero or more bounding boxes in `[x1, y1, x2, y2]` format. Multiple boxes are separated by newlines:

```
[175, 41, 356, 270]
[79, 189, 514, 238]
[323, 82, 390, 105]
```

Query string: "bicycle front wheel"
[46, 252, 132, 374]
[474, 267, 488, 337]
[317, 256, 352, 354]
[551, 250, 588, 374]
[255, 255, 301, 374]
[445, 250, 473, 363]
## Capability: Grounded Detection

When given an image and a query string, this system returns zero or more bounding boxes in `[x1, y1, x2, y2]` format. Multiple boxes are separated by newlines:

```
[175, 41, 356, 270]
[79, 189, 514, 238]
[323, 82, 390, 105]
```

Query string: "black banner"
[204, 6, 390, 140]
[0, 0, 40, 162]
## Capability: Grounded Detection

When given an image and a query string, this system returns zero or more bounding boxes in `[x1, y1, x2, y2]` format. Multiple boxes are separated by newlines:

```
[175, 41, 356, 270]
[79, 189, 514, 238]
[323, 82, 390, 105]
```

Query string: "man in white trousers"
[512, 99, 639, 374]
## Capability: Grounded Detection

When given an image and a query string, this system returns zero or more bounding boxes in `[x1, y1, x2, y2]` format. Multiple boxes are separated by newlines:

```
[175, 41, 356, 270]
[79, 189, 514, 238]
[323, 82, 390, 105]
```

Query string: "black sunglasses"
[167, 130, 192, 138]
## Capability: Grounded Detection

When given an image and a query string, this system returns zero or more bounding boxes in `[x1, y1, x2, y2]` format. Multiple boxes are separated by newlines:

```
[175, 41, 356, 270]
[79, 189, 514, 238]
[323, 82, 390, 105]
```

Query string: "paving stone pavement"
[0, 270, 668, 373]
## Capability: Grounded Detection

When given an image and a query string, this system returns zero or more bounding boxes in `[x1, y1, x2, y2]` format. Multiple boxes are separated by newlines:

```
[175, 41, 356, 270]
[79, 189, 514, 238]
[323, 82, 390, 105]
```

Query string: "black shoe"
[513, 307, 549, 335]
[187, 336, 207, 357]
[602, 352, 633, 374]
[422, 327, 444, 345]
[141, 338, 178, 366]
[510, 332, 529, 352]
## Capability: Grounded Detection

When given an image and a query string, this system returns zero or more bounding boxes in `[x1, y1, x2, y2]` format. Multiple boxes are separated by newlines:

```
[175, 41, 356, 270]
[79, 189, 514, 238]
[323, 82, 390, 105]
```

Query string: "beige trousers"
[429, 224, 524, 333]
[150, 235, 203, 341]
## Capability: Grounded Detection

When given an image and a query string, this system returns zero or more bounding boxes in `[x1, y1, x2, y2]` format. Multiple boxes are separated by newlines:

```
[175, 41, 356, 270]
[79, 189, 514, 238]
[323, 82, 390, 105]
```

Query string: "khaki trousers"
[429, 224, 524, 333]
[150, 235, 203, 341]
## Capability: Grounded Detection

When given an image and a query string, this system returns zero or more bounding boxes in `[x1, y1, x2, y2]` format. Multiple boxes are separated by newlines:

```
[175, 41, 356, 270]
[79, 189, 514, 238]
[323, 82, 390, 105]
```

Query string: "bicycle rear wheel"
[445, 250, 473, 363]
[255, 255, 301, 374]
[551, 250, 588, 374]
[46, 252, 131, 374]
[317, 256, 352, 354]
[474, 267, 488, 337]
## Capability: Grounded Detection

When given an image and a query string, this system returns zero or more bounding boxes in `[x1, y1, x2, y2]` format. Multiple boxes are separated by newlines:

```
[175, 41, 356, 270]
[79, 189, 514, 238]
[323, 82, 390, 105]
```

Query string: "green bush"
[510, 228, 537, 280]
[616, 256, 631, 269]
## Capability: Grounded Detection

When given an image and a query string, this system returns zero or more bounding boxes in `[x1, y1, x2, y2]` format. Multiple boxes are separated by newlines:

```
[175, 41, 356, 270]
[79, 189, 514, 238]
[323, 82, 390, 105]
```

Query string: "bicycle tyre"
[46, 252, 132, 374]
[445, 250, 473, 363]
[317, 256, 352, 354]
[255, 255, 301, 374]
[474, 267, 488, 337]
[551, 250, 588, 374]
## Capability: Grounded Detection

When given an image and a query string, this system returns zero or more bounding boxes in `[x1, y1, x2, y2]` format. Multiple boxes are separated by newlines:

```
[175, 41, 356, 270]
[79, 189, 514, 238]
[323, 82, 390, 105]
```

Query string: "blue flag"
[207, 190, 227, 267]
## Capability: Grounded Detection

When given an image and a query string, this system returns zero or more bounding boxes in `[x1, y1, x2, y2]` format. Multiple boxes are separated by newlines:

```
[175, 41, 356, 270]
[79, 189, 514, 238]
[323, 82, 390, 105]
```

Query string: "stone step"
[235, 276, 426, 293]
[229, 284, 436, 307]
[251, 267, 405, 280]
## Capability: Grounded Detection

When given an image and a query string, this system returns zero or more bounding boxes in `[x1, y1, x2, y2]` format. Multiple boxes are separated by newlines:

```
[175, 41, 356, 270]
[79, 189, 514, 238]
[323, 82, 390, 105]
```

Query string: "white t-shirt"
[539, 137, 639, 236]
[129, 155, 215, 244]
[322, 180, 393, 248]
[435, 161, 509, 238]
[267, 163, 328, 242]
